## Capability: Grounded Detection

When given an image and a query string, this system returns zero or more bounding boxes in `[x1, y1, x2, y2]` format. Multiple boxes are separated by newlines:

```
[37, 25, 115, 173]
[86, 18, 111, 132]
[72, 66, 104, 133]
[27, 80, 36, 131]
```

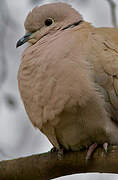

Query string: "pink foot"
[86, 143, 98, 163]
[86, 142, 109, 163]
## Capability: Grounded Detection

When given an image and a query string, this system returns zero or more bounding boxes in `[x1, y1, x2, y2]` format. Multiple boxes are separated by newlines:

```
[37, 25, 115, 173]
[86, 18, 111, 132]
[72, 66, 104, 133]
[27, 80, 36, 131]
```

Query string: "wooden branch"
[0, 146, 118, 180]
[106, 0, 117, 27]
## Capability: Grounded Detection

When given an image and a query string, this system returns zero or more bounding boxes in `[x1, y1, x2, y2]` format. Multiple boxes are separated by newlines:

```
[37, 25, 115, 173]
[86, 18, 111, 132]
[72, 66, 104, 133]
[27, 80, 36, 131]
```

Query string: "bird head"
[16, 2, 83, 48]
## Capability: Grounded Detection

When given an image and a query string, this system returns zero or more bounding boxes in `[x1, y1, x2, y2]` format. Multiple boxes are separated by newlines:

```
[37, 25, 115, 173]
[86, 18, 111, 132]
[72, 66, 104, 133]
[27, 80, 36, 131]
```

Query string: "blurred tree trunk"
[106, 0, 117, 27]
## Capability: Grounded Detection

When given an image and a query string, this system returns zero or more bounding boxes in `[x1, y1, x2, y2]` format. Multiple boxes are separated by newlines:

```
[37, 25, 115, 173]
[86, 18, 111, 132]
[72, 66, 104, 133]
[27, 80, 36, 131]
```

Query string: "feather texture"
[18, 2, 118, 151]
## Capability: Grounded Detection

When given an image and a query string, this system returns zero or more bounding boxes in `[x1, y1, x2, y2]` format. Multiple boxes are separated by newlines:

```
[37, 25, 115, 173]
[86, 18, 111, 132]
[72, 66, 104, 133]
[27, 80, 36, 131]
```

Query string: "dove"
[16, 2, 118, 161]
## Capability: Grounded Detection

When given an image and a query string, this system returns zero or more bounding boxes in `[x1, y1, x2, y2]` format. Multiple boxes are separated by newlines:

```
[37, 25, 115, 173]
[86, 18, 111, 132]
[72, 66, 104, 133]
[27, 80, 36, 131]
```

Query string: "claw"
[103, 142, 108, 153]
[86, 143, 98, 163]
[57, 148, 64, 160]
[50, 147, 64, 160]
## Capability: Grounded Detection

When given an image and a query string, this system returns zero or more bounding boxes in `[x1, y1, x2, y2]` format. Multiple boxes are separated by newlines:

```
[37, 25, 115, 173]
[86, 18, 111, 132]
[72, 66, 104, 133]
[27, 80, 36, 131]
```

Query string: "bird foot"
[86, 143, 97, 163]
[50, 147, 64, 160]
[86, 142, 109, 164]
[103, 142, 108, 153]
[57, 148, 64, 160]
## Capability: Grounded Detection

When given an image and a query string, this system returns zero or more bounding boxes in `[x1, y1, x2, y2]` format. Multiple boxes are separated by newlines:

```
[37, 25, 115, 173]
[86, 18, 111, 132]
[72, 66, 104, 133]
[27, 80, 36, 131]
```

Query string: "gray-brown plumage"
[17, 3, 118, 156]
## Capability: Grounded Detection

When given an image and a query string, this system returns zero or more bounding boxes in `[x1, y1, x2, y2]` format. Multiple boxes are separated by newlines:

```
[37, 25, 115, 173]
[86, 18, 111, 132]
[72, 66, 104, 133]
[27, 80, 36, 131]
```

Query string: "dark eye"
[44, 18, 54, 26]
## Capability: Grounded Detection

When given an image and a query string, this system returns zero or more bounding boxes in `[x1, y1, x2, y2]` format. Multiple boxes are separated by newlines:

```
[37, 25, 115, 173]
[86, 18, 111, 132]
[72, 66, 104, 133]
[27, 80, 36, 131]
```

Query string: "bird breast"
[18, 26, 95, 129]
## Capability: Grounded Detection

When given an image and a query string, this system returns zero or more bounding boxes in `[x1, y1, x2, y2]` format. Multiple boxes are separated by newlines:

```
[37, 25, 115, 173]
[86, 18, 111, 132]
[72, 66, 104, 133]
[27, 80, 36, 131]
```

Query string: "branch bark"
[0, 146, 118, 180]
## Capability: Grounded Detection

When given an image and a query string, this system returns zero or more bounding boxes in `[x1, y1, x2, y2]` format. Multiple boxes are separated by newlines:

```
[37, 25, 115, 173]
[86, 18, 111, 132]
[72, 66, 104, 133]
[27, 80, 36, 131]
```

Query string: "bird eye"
[44, 18, 54, 26]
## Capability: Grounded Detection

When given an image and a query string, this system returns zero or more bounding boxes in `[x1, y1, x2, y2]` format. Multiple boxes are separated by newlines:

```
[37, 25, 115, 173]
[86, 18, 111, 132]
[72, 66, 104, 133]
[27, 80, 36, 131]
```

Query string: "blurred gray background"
[0, 0, 118, 179]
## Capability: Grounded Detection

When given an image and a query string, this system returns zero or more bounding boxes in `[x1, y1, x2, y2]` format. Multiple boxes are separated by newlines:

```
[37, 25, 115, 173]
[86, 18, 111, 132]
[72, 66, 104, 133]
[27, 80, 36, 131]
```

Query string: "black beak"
[16, 32, 32, 48]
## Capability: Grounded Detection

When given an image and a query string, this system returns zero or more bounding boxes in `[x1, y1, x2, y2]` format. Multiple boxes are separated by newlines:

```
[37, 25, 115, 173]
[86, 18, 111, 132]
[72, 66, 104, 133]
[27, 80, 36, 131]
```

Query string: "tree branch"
[0, 146, 118, 180]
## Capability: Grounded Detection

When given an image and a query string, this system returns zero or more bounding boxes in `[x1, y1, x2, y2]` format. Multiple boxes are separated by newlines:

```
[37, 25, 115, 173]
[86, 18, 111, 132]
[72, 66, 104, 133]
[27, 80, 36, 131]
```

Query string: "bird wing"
[88, 27, 118, 121]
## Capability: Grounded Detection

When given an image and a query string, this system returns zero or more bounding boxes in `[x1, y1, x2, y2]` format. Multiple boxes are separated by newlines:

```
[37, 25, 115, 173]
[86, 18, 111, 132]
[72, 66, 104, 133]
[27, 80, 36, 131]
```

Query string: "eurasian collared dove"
[16, 2, 118, 160]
